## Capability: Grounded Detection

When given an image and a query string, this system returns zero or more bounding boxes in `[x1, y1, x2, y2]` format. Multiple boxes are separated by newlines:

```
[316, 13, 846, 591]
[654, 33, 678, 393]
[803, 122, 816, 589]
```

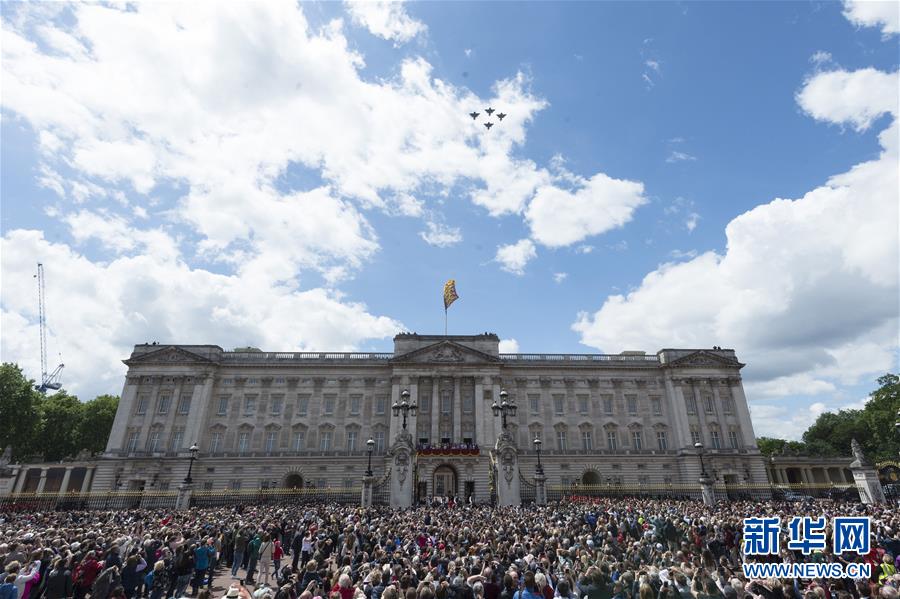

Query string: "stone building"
[8, 333, 770, 504]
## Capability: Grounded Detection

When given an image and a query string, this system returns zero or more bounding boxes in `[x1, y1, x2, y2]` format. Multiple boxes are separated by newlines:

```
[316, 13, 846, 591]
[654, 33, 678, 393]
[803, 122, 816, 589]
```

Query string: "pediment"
[666, 350, 743, 369]
[391, 340, 500, 364]
[124, 346, 215, 366]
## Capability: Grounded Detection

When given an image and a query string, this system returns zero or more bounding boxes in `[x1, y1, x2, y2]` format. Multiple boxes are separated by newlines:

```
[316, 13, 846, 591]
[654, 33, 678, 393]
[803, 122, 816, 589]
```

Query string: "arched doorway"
[581, 470, 601, 485]
[433, 465, 457, 498]
[283, 473, 303, 489]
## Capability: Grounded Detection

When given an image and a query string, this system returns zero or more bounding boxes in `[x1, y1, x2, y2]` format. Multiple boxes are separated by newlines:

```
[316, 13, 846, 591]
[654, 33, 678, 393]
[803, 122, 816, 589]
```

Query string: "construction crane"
[34, 262, 64, 393]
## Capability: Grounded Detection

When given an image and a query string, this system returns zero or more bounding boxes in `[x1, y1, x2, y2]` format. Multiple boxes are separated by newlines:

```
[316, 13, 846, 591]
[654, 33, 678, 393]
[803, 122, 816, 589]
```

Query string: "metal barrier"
[549, 482, 860, 503]
[189, 487, 361, 507]
[0, 491, 179, 512]
[520, 473, 536, 504]
[372, 469, 392, 505]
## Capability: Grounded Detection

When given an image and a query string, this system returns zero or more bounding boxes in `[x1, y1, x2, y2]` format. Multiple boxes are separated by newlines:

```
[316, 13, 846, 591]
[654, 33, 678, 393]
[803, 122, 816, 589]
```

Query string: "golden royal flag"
[443, 279, 459, 310]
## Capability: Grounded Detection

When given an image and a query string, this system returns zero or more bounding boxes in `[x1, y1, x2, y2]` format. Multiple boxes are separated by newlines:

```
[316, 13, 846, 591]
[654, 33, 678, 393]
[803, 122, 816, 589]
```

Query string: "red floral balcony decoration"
[416, 444, 480, 456]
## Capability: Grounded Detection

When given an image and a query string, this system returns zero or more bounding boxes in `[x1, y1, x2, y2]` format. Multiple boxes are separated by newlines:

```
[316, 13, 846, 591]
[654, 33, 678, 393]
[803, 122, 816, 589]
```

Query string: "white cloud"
[0, 230, 402, 398]
[525, 172, 646, 248]
[666, 150, 697, 163]
[419, 221, 462, 247]
[796, 68, 897, 131]
[464, 48, 472, 58]
[495, 239, 536, 276]
[645, 59, 661, 73]
[750, 402, 833, 440]
[843, 0, 899, 36]
[685, 212, 700, 232]
[574, 66, 899, 402]
[345, 1, 426, 45]
[498, 338, 520, 353]
[553, 272, 568, 283]
[576, 244, 594, 254]
[668, 249, 698, 260]
[809, 50, 833, 66]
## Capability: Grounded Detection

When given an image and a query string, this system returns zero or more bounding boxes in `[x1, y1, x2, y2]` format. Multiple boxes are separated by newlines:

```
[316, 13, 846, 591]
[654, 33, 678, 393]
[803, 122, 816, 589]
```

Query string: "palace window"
[656, 430, 668, 450]
[292, 431, 305, 451]
[298, 395, 309, 416]
[243, 397, 256, 415]
[581, 430, 593, 451]
[177, 395, 191, 415]
[463, 394, 474, 413]
[209, 432, 222, 453]
[631, 430, 643, 450]
[126, 431, 140, 453]
[323, 395, 336, 416]
[441, 391, 451, 414]
[704, 395, 715, 414]
[691, 429, 701, 445]
[603, 396, 614, 415]
[723, 397, 734, 414]
[157, 395, 171, 415]
[264, 431, 277, 454]
[553, 395, 564, 415]
[651, 397, 662, 416]
[320, 431, 332, 451]
[710, 430, 722, 449]
[606, 430, 618, 451]
[136, 394, 148, 415]
[420, 395, 431, 413]
[147, 431, 161, 453]
[556, 430, 568, 452]
[230, 480, 242, 490]
[349, 395, 361, 416]
[374, 431, 385, 453]
[578, 395, 589, 414]
[686, 397, 697, 415]
[347, 430, 358, 452]
[217, 396, 229, 415]
[627, 395, 638, 416]
[237, 432, 249, 455]
[729, 429, 740, 449]
[529, 394, 540, 414]
[375, 396, 386, 415]
[271, 397, 283, 415]
[170, 428, 184, 451]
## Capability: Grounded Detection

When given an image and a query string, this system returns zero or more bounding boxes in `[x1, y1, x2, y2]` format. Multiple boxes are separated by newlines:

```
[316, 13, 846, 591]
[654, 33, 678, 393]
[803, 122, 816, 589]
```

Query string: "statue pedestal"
[389, 432, 414, 508]
[699, 476, 716, 506]
[493, 432, 520, 507]
[175, 482, 193, 510]
[534, 472, 547, 505]
[361, 475, 374, 508]
[851, 465, 885, 504]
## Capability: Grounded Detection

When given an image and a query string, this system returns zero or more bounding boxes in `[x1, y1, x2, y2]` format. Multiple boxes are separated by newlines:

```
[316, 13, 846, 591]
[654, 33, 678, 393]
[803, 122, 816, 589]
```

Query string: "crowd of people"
[1, 498, 898, 599]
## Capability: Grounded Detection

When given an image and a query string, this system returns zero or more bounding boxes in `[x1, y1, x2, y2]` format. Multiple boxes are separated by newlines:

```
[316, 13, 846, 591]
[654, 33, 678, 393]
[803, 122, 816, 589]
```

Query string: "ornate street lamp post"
[534, 436, 544, 475]
[183, 443, 199, 484]
[366, 438, 375, 477]
[392, 389, 417, 429]
[694, 441, 707, 477]
[491, 389, 517, 429]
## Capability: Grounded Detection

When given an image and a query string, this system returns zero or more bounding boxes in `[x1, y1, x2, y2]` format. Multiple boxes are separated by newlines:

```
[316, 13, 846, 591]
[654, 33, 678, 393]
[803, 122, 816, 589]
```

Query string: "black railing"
[0, 491, 178, 512]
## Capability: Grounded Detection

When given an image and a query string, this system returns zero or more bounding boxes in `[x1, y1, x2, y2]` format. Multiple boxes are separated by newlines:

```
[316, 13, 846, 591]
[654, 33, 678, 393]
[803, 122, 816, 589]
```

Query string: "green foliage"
[0, 363, 43, 461]
[759, 373, 900, 461]
[0, 363, 119, 462]
[75, 394, 119, 455]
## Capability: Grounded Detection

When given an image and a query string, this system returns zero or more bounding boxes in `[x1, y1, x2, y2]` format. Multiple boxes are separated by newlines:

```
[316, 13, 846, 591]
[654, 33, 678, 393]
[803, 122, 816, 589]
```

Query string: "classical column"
[408, 378, 419, 441]
[13, 468, 28, 493]
[474, 377, 486, 447]
[80, 467, 95, 493]
[36, 468, 49, 493]
[182, 374, 214, 453]
[728, 378, 758, 447]
[691, 380, 710, 445]
[59, 467, 73, 495]
[453, 377, 462, 442]
[105, 376, 140, 452]
[430, 378, 439, 443]
[665, 376, 691, 449]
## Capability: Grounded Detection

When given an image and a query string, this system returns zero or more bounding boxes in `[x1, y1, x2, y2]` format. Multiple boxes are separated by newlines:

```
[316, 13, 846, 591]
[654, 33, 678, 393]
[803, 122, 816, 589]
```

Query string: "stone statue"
[0, 447, 10, 467]
[850, 438, 869, 467]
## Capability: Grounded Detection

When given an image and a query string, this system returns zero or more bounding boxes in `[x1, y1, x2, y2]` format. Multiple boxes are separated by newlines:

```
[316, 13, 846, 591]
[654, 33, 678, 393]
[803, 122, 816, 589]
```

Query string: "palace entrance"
[433, 465, 458, 498]
[283, 473, 303, 489]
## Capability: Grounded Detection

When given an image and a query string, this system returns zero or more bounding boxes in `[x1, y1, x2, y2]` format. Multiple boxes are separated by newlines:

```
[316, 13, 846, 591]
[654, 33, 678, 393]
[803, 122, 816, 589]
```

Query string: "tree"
[802, 409, 869, 457]
[75, 394, 119, 456]
[861, 373, 900, 461]
[0, 363, 43, 460]
[39, 390, 84, 461]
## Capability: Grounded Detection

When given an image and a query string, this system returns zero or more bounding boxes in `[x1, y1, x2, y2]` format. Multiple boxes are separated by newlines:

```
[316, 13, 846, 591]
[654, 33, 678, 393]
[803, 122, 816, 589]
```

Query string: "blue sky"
[1, 1, 897, 439]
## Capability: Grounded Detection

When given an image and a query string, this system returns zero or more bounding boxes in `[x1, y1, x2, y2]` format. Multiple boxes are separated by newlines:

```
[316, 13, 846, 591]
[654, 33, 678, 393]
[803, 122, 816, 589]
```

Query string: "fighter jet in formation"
[469, 107, 506, 131]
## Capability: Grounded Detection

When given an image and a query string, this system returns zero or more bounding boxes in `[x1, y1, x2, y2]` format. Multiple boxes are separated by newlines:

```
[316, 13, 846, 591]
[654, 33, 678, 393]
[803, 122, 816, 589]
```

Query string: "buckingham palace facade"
[72, 333, 767, 503]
